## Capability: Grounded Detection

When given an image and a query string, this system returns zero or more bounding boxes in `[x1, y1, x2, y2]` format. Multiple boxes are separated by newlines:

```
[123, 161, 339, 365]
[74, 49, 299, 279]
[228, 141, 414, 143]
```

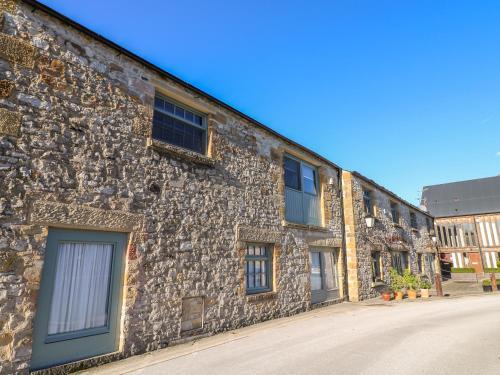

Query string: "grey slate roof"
[421, 175, 500, 217]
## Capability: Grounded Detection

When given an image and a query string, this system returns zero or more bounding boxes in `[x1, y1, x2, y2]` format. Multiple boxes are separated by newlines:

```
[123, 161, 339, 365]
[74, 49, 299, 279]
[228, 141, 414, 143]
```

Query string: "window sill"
[282, 220, 329, 232]
[147, 138, 215, 167]
[371, 281, 386, 288]
[246, 291, 277, 302]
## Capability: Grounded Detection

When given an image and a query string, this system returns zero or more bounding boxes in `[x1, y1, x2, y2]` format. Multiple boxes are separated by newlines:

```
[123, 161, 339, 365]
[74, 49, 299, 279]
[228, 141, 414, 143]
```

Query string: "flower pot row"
[380, 268, 433, 301]
[381, 288, 430, 301]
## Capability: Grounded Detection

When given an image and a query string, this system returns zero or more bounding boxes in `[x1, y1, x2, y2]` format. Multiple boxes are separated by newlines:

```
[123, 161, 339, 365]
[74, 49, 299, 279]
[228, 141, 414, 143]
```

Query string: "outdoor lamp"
[365, 215, 375, 228]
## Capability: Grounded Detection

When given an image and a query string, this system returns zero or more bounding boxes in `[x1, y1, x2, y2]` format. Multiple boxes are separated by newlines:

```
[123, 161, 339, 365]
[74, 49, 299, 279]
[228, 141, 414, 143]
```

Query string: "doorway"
[309, 248, 339, 304]
[31, 229, 127, 370]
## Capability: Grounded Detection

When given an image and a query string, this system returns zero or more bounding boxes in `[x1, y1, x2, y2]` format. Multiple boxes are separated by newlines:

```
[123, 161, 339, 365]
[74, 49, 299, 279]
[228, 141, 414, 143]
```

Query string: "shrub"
[484, 268, 500, 273]
[403, 269, 420, 290]
[389, 268, 404, 292]
[497, 260, 500, 268]
[450, 267, 475, 273]
[420, 279, 432, 289]
[483, 279, 492, 287]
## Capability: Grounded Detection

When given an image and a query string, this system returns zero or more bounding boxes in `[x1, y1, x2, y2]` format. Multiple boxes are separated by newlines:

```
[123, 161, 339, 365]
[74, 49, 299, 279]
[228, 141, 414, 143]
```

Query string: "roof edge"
[422, 175, 500, 190]
[351, 171, 433, 218]
[22, 0, 341, 171]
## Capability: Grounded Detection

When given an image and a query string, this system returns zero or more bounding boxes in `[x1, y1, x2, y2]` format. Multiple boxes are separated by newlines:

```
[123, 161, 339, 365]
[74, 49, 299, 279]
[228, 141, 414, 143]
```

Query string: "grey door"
[310, 249, 339, 304]
[31, 229, 127, 370]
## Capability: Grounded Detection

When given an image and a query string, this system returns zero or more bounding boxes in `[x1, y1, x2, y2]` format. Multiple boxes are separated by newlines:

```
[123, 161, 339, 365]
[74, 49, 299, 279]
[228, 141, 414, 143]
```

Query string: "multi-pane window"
[371, 251, 382, 282]
[245, 244, 272, 294]
[284, 155, 320, 226]
[363, 189, 373, 216]
[392, 251, 408, 275]
[410, 212, 418, 229]
[152, 94, 207, 154]
[390, 202, 399, 224]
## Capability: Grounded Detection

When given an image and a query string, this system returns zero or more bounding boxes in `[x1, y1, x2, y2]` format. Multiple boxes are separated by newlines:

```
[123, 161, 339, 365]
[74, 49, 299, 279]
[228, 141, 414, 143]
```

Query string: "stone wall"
[0, 1, 344, 373]
[343, 172, 437, 301]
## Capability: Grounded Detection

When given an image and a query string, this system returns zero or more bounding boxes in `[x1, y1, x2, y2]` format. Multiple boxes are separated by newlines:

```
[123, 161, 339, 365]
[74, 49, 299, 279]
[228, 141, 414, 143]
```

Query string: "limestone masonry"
[0, 1, 438, 373]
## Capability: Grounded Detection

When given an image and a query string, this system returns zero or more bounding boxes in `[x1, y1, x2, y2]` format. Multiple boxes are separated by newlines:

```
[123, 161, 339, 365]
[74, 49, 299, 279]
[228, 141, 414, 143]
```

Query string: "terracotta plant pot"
[407, 289, 417, 300]
[420, 289, 429, 298]
[395, 291, 403, 300]
[381, 292, 391, 301]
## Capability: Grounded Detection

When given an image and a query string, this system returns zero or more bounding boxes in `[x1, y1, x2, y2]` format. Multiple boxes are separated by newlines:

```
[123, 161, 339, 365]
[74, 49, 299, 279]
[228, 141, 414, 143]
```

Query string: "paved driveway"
[83, 294, 500, 375]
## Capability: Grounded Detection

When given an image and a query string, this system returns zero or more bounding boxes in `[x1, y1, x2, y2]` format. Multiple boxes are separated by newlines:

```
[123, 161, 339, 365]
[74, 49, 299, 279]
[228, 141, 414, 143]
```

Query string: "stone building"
[0, 1, 348, 373]
[421, 175, 500, 279]
[343, 171, 438, 301]
[0, 0, 444, 373]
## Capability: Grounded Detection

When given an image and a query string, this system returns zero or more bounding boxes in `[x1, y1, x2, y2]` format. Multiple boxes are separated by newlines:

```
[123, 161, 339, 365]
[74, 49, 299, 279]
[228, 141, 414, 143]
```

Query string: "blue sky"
[40, 0, 500, 204]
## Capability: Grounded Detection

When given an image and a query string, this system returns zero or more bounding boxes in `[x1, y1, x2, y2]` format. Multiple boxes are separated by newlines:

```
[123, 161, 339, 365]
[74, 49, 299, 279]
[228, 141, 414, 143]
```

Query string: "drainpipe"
[338, 168, 350, 302]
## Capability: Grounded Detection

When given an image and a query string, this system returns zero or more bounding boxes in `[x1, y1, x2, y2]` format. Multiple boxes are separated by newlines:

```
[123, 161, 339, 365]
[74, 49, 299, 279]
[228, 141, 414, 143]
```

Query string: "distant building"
[421, 175, 500, 278]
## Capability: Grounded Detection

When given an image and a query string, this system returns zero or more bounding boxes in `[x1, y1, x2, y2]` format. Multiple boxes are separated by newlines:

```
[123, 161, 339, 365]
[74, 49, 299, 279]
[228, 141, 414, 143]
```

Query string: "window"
[152, 94, 207, 154]
[245, 244, 272, 294]
[390, 202, 399, 224]
[410, 212, 418, 229]
[371, 251, 382, 282]
[392, 251, 408, 275]
[417, 253, 423, 273]
[426, 217, 433, 232]
[284, 155, 321, 226]
[462, 223, 477, 247]
[363, 189, 374, 216]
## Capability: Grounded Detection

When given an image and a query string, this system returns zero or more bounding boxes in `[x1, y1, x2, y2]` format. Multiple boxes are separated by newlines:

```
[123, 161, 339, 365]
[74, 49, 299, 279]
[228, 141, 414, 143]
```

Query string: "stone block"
[0, 80, 13, 98]
[0, 108, 21, 137]
[0, 34, 35, 68]
[0, 0, 17, 13]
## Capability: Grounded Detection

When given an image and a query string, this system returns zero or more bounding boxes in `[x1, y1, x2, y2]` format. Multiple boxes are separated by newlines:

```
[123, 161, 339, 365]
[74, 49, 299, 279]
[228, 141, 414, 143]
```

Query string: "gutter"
[22, 0, 341, 172]
[351, 171, 433, 218]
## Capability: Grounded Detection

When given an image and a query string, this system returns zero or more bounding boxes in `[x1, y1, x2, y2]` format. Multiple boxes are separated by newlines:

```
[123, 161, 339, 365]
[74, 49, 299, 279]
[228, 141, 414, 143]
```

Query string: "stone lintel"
[308, 238, 342, 248]
[29, 201, 143, 232]
[237, 225, 281, 244]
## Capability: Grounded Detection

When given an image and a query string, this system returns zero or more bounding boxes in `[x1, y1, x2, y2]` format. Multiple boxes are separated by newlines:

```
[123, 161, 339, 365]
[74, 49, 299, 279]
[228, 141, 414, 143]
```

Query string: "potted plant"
[381, 290, 392, 301]
[483, 279, 493, 292]
[403, 269, 419, 300]
[390, 268, 404, 300]
[420, 279, 431, 298]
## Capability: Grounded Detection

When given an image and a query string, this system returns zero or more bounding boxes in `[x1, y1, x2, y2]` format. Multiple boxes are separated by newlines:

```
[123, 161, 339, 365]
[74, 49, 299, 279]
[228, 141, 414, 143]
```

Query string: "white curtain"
[48, 242, 113, 335]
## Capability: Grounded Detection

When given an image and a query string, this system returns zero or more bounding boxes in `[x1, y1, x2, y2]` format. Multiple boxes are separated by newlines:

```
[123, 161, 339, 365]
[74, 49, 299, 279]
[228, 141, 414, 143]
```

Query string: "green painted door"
[310, 249, 340, 304]
[31, 228, 127, 370]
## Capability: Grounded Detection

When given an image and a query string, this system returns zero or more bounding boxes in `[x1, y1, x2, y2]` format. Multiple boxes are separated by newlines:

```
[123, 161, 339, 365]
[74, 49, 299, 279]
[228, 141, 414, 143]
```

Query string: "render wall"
[0, 1, 344, 373]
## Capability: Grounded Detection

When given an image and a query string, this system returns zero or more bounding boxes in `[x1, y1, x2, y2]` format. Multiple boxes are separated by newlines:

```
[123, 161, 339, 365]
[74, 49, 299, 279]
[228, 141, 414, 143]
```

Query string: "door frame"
[31, 228, 128, 370]
[309, 247, 340, 304]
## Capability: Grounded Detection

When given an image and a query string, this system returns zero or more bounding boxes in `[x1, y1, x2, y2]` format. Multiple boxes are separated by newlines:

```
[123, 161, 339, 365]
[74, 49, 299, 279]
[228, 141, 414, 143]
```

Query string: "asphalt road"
[85, 294, 500, 375]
